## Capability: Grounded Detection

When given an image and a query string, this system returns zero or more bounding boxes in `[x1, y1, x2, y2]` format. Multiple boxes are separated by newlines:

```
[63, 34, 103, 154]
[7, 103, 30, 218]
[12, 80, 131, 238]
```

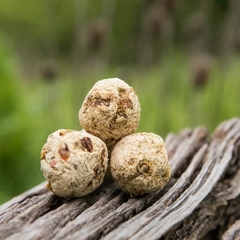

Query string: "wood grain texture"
[1, 118, 240, 240]
[221, 219, 240, 240]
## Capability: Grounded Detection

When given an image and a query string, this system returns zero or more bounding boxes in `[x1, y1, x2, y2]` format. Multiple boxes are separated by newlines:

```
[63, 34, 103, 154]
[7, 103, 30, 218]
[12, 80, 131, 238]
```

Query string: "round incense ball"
[40, 129, 108, 197]
[110, 132, 171, 196]
[78, 78, 141, 150]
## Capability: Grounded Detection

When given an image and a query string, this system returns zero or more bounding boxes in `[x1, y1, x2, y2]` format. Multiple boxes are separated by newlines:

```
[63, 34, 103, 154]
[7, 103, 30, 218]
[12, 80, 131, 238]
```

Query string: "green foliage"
[0, 35, 27, 202]
[1, 38, 240, 205]
[1, 0, 239, 206]
[0, 0, 233, 66]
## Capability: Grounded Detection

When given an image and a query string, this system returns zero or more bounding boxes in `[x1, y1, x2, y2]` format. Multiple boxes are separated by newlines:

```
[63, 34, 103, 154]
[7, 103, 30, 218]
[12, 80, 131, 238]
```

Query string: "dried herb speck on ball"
[78, 78, 141, 152]
[110, 132, 171, 197]
[40, 129, 108, 197]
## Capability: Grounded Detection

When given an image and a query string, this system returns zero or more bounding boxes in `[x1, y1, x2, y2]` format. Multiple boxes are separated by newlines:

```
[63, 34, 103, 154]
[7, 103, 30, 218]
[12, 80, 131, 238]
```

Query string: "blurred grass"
[1, 0, 239, 205]
[1, 48, 240, 204]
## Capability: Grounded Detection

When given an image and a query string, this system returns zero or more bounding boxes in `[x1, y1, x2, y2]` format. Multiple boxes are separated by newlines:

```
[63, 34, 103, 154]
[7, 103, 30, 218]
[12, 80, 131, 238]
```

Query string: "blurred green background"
[1, 0, 240, 204]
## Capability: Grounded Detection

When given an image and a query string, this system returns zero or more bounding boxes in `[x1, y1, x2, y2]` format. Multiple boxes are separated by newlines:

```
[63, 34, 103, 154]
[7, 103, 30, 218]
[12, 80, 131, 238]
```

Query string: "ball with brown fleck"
[110, 132, 171, 196]
[78, 78, 141, 150]
[40, 129, 108, 197]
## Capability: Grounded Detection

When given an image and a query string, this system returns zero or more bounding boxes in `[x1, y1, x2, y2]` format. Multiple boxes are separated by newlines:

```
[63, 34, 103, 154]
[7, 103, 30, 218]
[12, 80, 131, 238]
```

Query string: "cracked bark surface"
[0, 118, 240, 240]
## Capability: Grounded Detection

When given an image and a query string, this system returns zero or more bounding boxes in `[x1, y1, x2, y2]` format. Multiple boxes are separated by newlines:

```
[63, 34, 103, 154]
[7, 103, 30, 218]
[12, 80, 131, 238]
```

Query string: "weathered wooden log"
[0, 118, 240, 240]
[221, 219, 240, 240]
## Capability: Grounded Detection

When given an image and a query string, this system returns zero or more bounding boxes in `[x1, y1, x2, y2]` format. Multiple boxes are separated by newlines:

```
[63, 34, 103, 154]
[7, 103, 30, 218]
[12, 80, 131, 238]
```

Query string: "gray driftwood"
[1, 118, 240, 240]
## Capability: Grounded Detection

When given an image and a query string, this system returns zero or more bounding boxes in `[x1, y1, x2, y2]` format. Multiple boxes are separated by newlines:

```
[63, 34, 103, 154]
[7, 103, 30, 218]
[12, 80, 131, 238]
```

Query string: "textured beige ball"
[78, 78, 141, 149]
[40, 129, 108, 197]
[110, 132, 171, 196]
